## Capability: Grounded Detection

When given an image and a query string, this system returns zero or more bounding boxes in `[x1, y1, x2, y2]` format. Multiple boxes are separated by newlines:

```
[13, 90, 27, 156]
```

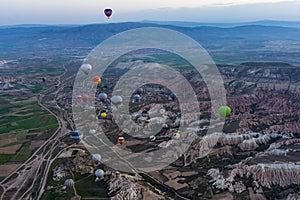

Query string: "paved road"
[0, 65, 72, 200]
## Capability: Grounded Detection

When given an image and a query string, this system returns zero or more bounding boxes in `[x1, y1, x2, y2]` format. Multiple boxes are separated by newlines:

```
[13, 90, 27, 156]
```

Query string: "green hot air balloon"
[219, 106, 231, 118]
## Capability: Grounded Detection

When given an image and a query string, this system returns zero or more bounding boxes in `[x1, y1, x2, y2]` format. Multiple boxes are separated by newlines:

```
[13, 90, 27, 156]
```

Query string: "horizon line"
[1, 19, 300, 27]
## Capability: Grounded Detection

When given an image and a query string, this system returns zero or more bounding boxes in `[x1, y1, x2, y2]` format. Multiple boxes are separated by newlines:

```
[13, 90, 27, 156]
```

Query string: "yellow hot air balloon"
[173, 132, 180, 140]
[100, 112, 107, 119]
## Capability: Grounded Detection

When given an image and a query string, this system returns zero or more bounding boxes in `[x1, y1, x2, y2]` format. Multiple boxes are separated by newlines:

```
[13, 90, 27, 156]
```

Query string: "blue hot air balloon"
[170, 93, 177, 100]
[133, 94, 141, 102]
[98, 93, 108, 101]
[70, 131, 83, 143]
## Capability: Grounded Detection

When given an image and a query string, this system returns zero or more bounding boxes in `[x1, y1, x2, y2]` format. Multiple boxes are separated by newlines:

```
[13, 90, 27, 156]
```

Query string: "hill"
[1, 22, 300, 64]
[141, 20, 300, 28]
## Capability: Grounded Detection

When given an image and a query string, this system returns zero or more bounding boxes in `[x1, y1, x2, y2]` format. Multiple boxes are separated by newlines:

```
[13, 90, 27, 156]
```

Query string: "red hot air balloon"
[104, 8, 113, 19]
[118, 136, 125, 144]
[93, 76, 101, 84]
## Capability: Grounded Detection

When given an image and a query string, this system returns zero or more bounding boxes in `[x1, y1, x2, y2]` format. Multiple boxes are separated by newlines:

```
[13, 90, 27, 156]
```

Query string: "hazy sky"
[1, 0, 300, 25]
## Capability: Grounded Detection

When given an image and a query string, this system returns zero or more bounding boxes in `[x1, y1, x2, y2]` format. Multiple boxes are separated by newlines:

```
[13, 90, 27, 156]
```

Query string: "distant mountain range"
[2, 20, 300, 29]
[0, 24, 78, 29]
[141, 20, 300, 28]
[1, 21, 300, 64]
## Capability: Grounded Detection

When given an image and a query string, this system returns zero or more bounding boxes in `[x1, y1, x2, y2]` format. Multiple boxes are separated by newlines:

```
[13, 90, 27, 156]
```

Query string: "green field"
[0, 154, 13, 165]
[75, 174, 109, 198]
[0, 62, 62, 168]
[0, 114, 58, 134]
[0, 97, 37, 115]
[9, 142, 32, 162]
[0, 95, 58, 135]
[0, 142, 32, 164]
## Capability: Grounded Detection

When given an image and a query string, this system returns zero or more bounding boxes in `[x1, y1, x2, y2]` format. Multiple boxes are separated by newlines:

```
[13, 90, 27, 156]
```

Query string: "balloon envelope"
[93, 76, 101, 84]
[89, 129, 96, 135]
[92, 154, 102, 163]
[82, 94, 89, 102]
[70, 131, 83, 143]
[136, 88, 143, 94]
[173, 133, 180, 139]
[98, 93, 108, 101]
[219, 106, 231, 118]
[150, 135, 156, 141]
[95, 169, 105, 178]
[80, 64, 92, 75]
[170, 93, 177, 100]
[100, 112, 107, 118]
[133, 94, 141, 101]
[118, 136, 125, 144]
[89, 114, 96, 121]
[104, 8, 113, 19]
[64, 179, 74, 188]
[159, 108, 165, 114]
[111, 95, 123, 105]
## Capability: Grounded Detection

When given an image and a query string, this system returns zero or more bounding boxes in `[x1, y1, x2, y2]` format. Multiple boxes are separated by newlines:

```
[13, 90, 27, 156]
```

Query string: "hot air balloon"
[150, 135, 156, 141]
[82, 94, 89, 102]
[80, 64, 92, 75]
[100, 112, 107, 119]
[104, 8, 113, 19]
[98, 92, 108, 101]
[95, 169, 105, 178]
[111, 95, 123, 105]
[173, 132, 180, 140]
[219, 106, 231, 118]
[64, 179, 74, 189]
[93, 76, 101, 85]
[55, 82, 60, 89]
[170, 93, 177, 100]
[162, 124, 168, 129]
[42, 77, 46, 82]
[70, 131, 83, 143]
[159, 108, 165, 114]
[89, 114, 96, 121]
[136, 88, 143, 95]
[92, 154, 102, 164]
[118, 136, 125, 144]
[133, 94, 141, 102]
[89, 129, 96, 135]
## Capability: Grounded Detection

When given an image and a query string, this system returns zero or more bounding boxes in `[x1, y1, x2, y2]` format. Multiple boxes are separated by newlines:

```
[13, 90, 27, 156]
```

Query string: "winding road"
[0, 65, 72, 200]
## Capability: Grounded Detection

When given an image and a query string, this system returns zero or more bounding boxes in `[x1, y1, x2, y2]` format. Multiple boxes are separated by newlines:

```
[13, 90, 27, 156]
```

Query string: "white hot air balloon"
[95, 169, 105, 178]
[159, 108, 166, 114]
[80, 64, 92, 75]
[92, 154, 102, 164]
[89, 129, 96, 135]
[111, 95, 123, 105]
[150, 135, 156, 141]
